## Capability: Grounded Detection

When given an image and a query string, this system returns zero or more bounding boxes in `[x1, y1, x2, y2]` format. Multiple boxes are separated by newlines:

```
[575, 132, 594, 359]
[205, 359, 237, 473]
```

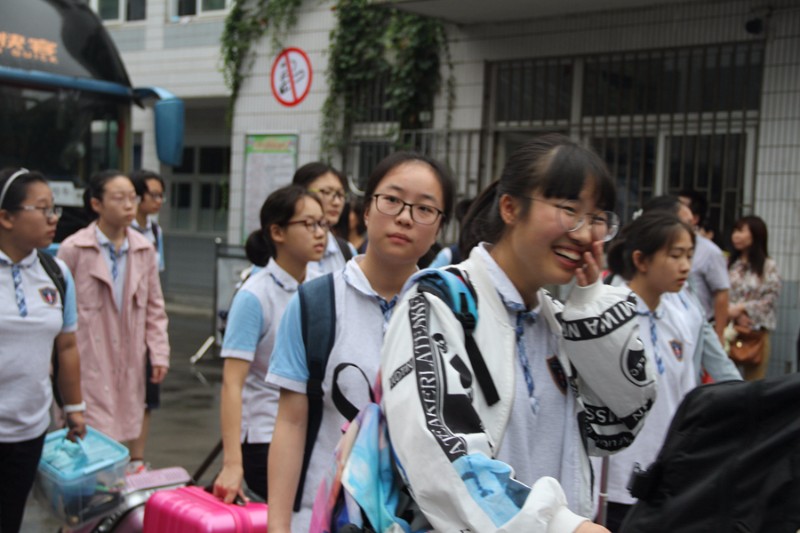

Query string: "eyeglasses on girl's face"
[104, 193, 140, 206]
[14, 205, 63, 219]
[522, 196, 620, 242]
[372, 194, 443, 225]
[309, 188, 346, 202]
[285, 218, 330, 233]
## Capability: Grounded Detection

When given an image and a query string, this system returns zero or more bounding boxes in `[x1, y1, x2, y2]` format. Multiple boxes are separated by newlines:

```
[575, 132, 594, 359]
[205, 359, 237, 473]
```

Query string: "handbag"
[728, 324, 766, 366]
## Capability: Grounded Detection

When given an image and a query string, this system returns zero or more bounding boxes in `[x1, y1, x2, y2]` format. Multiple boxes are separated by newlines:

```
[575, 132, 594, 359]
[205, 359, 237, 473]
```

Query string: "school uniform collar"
[343, 255, 408, 316]
[265, 257, 300, 292]
[70, 222, 151, 252]
[323, 230, 339, 258]
[624, 282, 665, 319]
[131, 218, 153, 233]
[0, 248, 38, 268]
[95, 225, 130, 254]
[474, 243, 542, 316]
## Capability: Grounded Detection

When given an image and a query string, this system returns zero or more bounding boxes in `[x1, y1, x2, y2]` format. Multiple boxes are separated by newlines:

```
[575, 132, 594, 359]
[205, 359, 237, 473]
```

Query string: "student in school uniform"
[0, 168, 85, 533]
[129, 169, 167, 472]
[212, 185, 327, 503]
[267, 152, 455, 532]
[57, 170, 169, 466]
[600, 210, 740, 531]
[292, 162, 356, 273]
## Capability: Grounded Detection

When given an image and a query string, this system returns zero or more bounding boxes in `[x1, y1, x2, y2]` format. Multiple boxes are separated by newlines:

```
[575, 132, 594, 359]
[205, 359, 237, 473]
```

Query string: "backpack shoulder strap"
[335, 236, 353, 262]
[416, 268, 499, 406]
[294, 272, 336, 511]
[38, 250, 66, 306]
[38, 250, 66, 407]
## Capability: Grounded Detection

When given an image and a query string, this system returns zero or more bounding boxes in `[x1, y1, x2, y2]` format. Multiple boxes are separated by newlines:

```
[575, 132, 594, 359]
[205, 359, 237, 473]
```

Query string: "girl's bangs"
[540, 144, 616, 211]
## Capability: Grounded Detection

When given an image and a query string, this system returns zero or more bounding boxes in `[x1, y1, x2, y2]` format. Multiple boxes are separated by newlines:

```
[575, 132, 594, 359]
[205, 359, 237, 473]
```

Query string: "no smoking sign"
[271, 47, 312, 107]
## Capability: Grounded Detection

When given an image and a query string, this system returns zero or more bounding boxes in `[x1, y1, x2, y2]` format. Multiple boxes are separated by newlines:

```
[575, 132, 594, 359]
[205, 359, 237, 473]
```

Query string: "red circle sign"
[270, 47, 312, 107]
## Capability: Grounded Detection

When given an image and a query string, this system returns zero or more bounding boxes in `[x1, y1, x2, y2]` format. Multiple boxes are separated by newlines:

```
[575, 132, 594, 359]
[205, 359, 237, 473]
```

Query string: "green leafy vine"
[321, 0, 455, 158]
[220, 0, 303, 119]
[221, 0, 454, 155]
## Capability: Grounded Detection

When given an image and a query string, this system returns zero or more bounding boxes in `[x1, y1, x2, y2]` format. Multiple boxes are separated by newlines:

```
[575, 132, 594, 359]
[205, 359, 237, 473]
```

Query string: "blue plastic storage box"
[35, 426, 129, 527]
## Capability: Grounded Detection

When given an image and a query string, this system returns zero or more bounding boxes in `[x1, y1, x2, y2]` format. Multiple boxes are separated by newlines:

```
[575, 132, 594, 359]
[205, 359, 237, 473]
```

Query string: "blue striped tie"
[106, 243, 121, 281]
[638, 310, 664, 375]
[1, 259, 28, 317]
[514, 308, 540, 414]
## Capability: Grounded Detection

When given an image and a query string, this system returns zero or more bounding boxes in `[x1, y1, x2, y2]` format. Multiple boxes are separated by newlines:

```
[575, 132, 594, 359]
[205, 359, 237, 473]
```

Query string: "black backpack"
[621, 373, 800, 533]
[37, 251, 67, 407]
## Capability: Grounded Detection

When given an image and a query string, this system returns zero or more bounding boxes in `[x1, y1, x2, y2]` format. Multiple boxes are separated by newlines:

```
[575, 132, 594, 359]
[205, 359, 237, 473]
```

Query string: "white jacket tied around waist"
[381, 248, 657, 532]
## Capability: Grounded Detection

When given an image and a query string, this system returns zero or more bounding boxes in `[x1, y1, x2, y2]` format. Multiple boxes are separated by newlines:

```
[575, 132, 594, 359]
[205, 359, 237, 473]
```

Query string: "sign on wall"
[241, 133, 298, 242]
[270, 47, 312, 107]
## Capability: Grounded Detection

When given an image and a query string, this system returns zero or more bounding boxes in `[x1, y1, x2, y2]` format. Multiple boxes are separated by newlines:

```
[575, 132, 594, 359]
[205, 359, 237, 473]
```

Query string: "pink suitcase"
[142, 485, 267, 532]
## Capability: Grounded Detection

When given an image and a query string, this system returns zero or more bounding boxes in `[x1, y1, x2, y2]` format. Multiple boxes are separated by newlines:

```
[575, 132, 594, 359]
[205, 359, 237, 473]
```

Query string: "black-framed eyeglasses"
[285, 218, 330, 233]
[309, 188, 346, 202]
[522, 197, 620, 242]
[372, 194, 443, 225]
[14, 205, 63, 219]
[145, 191, 166, 201]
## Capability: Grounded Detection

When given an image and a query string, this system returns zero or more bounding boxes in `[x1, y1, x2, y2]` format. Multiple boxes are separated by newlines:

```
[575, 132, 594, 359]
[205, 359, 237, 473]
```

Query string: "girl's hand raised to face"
[574, 240, 603, 287]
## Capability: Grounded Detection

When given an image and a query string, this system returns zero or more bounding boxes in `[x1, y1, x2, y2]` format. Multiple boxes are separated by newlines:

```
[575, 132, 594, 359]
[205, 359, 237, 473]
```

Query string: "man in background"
[679, 190, 730, 343]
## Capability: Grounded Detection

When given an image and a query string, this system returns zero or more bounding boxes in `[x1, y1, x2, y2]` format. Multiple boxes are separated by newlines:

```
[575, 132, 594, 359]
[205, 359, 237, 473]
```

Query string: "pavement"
[22, 307, 225, 532]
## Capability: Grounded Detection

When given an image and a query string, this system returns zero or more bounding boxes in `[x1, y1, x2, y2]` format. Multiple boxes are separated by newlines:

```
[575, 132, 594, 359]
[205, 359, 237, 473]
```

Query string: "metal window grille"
[487, 41, 764, 246]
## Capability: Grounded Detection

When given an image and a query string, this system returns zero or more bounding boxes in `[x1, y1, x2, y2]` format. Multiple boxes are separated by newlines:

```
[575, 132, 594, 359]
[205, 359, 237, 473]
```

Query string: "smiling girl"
[381, 134, 656, 533]
[213, 185, 326, 504]
[266, 152, 455, 532]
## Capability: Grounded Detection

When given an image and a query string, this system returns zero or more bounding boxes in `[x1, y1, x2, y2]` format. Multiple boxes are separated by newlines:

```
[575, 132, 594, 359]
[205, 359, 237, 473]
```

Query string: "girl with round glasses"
[381, 134, 656, 533]
[58, 170, 169, 459]
[214, 185, 326, 504]
[0, 168, 85, 533]
[267, 152, 455, 532]
[292, 162, 356, 273]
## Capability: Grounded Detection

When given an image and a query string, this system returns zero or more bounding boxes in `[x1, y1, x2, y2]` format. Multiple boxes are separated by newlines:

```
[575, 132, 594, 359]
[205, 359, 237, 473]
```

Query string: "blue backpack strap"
[38, 250, 67, 408]
[294, 273, 336, 511]
[416, 268, 499, 406]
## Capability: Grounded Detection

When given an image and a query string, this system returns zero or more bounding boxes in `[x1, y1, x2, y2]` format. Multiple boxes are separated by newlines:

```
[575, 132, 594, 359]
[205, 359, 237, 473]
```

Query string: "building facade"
[101, 0, 799, 375]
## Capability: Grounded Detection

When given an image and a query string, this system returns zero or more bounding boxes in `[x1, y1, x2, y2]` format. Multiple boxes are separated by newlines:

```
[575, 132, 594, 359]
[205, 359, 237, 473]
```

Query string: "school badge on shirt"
[40, 287, 59, 306]
[669, 339, 684, 361]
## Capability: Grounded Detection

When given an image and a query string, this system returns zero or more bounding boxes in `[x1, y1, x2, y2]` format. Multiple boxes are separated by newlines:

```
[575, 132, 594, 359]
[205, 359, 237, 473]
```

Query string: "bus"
[0, 0, 183, 240]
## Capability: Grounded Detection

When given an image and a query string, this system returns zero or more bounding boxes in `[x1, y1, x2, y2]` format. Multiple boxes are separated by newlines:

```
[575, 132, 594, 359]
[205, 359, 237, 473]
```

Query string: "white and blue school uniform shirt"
[601, 287, 698, 505]
[131, 217, 165, 272]
[473, 245, 579, 509]
[308, 231, 356, 276]
[267, 256, 399, 532]
[221, 258, 308, 444]
[0, 249, 77, 442]
[95, 227, 129, 313]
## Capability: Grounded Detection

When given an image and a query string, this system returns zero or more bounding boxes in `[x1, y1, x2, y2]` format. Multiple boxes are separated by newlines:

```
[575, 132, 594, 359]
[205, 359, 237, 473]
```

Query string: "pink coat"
[58, 223, 169, 442]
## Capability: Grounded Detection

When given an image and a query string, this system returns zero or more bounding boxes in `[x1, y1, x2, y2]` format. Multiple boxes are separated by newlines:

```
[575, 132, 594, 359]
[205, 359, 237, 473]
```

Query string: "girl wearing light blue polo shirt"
[213, 185, 327, 504]
[0, 168, 85, 533]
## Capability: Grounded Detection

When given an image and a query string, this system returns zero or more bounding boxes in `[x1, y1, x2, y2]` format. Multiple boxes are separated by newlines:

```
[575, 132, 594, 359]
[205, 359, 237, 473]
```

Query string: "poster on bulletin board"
[241, 133, 298, 242]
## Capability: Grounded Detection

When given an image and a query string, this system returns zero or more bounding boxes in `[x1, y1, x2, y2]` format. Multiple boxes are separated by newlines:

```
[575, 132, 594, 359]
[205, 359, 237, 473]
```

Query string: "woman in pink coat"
[58, 170, 169, 450]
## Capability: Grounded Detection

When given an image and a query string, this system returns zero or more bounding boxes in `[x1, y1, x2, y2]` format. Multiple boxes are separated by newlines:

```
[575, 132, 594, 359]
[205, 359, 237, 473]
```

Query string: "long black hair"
[244, 185, 323, 266]
[459, 133, 615, 255]
[729, 215, 769, 278]
[607, 211, 695, 281]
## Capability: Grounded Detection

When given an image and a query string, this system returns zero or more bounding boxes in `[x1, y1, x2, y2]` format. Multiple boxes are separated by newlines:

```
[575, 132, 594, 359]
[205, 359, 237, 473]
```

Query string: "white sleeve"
[382, 288, 587, 533]
[553, 281, 658, 456]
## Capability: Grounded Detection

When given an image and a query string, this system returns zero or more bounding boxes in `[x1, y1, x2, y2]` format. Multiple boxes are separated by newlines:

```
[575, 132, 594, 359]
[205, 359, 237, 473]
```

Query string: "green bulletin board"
[241, 133, 298, 242]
